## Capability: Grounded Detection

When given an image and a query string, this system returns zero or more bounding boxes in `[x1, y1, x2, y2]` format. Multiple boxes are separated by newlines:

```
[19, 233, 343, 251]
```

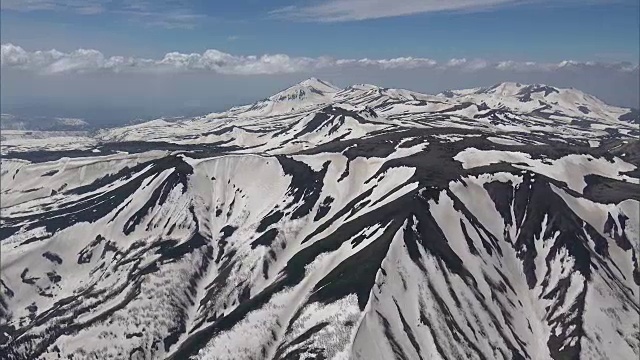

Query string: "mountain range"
[1, 78, 638, 360]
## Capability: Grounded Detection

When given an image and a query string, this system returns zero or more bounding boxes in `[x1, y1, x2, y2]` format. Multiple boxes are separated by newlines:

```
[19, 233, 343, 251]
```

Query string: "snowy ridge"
[1, 79, 639, 360]
[438, 82, 630, 123]
[221, 77, 341, 118]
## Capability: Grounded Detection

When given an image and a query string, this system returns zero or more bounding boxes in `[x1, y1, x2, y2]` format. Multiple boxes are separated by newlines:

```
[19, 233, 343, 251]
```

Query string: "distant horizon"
[1, 75, 638, 127]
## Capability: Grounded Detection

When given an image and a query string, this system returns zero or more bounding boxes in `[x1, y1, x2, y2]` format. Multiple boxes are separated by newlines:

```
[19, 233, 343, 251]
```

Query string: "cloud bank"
[2, 43, 638, 76]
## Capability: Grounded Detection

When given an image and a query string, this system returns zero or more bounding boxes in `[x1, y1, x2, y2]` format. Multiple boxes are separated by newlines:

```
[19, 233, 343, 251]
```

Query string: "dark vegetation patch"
[123, 157, 193, 235]
[22, 188, 42, 193]
[2, 141, 241, 163]
[20, 268, 38, 285]
[41, 170, 59, 177]
[273, 322, 330, 360]
[619, 108, 639, 124]
[313, 196, 334, 221]
[42, 252, 63, 265]
[577, 106, 590, 114]
[256, 210, 284, 232]
[215, 225, 237, 263]
[393, 300, 425, 360]
[46, 272, 62, 284]
[251, 228, 279, 249]
[277, 157, 329, 219]
[483, 181, 514, 226]
[582, 174, 640, 203]
[377, 311, 410, 360]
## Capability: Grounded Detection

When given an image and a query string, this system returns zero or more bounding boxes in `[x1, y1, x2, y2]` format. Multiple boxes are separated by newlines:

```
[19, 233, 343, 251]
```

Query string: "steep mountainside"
[1, 79, 639, 360]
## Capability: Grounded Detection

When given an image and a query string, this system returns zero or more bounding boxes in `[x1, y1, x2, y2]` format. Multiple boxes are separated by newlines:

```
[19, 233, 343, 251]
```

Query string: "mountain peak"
[281, 77, 340, 94]
[224, 77, 339, 117]
[270, 78, 339, 101]
[221, 79, 622, 120]
[298, 77, 338, 89]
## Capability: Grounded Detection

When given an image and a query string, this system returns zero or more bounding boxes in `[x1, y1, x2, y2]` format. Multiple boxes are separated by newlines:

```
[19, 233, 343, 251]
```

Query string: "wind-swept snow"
[454, 148, 638, 193]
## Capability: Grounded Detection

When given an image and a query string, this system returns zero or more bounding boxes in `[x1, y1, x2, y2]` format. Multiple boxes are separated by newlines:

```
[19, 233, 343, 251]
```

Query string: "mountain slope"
[1, 79, 638, 360]
[221, 77, 341, 118]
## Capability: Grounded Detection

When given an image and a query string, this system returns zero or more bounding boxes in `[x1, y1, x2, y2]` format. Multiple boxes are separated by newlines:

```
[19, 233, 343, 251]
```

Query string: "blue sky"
[2, 0, 638, 61]
[1, 0, 639, 121]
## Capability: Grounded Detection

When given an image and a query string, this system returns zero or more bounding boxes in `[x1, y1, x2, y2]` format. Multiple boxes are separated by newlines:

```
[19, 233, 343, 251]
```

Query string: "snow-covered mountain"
[1, 79, 639, 360]
[438, 82, 631, 123]
[220, 77, 341, 118]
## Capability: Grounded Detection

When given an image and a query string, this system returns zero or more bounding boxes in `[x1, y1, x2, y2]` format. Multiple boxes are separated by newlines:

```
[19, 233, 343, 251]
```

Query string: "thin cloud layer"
[272, 0, 516, 22]
[0, 0, 106, 14]
[2, 43, 637, 76]
[0, 0, 203, 28]
[271, 0, 628, 22]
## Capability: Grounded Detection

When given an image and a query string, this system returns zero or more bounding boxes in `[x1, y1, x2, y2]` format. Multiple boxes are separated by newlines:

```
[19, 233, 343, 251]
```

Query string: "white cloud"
[0, 0, 203, 28]
[271, 0, 518, 22]
[2, 43, 638, 76]
[1, 0, 106, 14]
[121, 10, 205, 29]
[271, 0, 617, 22]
